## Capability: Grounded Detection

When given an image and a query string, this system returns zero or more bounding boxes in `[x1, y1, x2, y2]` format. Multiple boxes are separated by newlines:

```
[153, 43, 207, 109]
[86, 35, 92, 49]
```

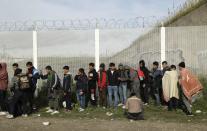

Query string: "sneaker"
[0, 112, 8, 116]
[144, 103, 149, 106]
[51, 110, 60, 115]
[45, 107, 50, 110]
[79, 108, 85, 112]
[46, 109, 54, 113]
[187, 113, 194, 117]
[186, 111, 194, 116]
[118, 103, 123, 107]
[22, 114, 28, 118]
[6, 114, 14, 119]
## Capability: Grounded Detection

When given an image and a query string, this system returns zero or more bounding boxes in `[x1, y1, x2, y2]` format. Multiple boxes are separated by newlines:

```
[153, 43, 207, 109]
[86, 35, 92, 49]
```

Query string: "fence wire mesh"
[0, 25, 207, 81]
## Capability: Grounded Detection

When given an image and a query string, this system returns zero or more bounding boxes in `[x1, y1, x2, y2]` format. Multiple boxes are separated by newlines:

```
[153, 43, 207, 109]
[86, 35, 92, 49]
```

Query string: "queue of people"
[0, 60, 203, 120]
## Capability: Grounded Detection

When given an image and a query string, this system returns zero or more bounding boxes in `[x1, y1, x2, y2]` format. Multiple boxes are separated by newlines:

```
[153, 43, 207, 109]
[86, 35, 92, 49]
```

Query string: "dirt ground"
[0, 116, 207, 131]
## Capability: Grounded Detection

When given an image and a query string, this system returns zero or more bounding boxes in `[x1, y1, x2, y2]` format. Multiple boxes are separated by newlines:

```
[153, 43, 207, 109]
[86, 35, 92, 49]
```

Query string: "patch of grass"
[34, 75, 207, 124]
[35, 102, 207, 124]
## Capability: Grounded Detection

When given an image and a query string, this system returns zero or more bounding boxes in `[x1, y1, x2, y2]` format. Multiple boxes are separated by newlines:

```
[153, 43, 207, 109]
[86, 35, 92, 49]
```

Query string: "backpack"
[19, 74, 30, 90]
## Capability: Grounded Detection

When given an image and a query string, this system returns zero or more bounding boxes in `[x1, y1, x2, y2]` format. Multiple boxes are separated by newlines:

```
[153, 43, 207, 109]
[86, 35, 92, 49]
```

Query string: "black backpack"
[18, 74, 30, 90]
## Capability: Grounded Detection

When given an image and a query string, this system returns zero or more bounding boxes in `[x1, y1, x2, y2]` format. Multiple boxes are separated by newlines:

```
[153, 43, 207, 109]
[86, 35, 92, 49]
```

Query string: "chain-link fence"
[0, 25, 207, 82]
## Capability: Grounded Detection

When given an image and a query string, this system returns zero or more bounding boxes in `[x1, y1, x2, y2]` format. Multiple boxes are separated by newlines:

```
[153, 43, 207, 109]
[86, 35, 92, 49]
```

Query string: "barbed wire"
[166, 0, 204, 22]
[0, 0, 203, 31]
[0, 16, 161, 31]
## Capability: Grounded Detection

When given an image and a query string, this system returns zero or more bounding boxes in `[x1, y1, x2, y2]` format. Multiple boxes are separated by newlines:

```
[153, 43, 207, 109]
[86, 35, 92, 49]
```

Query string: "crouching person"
[41, 66, 61, 115]
[125, 93, 144, 120]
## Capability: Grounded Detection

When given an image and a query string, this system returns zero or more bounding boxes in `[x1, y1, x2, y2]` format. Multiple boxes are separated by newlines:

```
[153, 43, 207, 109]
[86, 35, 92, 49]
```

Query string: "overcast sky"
[0, 0, 187, 20]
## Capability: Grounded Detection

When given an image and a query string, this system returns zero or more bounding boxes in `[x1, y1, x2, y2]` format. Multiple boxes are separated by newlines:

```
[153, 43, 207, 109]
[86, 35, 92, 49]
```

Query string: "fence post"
[161, 26, 166, 69]
[95, 28, 100, 71]
[33, 29, 38, 69]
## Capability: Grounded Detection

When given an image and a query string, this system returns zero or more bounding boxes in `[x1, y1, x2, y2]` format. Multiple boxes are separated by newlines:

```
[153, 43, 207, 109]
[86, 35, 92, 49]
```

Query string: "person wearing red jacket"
[98, 63, 107, 108]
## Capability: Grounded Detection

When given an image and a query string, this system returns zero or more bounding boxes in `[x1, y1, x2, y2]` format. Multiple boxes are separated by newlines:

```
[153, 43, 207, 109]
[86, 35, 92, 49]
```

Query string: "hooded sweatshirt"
[63, 72, 72, 93]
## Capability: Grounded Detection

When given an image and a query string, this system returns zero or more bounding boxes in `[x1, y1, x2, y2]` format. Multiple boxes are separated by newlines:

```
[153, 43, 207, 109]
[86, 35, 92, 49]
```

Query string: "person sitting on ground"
[125, 92, 144, 120]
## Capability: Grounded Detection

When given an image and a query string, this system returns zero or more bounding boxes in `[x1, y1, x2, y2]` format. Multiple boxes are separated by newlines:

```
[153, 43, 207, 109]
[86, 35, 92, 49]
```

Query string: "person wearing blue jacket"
[26, 62, 40, 112]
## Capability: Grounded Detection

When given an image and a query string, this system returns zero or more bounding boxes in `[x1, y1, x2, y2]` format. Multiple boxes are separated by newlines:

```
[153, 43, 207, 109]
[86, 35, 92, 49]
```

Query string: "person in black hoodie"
[74, 68, 88, 112]
[107, 63, 120, 108]
[63, 66, 73, 111]
[86, 63, 98, 107]
[138, 60, 150, 105]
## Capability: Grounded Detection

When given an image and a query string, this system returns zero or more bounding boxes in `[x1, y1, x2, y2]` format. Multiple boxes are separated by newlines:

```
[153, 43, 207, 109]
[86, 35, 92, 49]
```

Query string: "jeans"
[108, 86, 118, 108]
[76, 91, 85, 109]
[119, 83, 127, 104]
[182, 93, 192, 114]
[65, 92, 72, 110]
